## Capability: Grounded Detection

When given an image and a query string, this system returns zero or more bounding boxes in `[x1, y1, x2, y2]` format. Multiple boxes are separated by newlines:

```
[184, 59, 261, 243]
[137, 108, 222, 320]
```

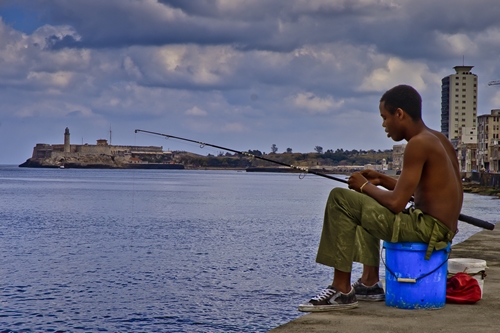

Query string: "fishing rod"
[135, 129, 347, 183]
[135, 129, 495, 231]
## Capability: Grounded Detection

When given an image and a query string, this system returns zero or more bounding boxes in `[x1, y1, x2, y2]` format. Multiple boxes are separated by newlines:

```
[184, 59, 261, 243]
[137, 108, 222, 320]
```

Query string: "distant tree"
[314, 146, 323, 154]
[286, 148, 293, 153]
[247, 149, 263, 156]
[271, 144, 278, 154]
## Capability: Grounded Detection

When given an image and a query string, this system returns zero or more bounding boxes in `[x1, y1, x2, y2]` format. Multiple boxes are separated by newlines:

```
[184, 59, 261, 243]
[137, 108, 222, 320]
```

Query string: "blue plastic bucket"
[384, 241, 450, 309]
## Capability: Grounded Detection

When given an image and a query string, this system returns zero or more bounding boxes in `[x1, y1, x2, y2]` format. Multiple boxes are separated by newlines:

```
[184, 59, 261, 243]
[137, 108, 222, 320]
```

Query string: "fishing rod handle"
[459, 213, 495, 230]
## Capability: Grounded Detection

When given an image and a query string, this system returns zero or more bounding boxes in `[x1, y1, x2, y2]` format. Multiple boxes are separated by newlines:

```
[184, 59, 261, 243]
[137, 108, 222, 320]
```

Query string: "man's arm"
[360, 169, 397, 190]
[348, 138, 426, 213]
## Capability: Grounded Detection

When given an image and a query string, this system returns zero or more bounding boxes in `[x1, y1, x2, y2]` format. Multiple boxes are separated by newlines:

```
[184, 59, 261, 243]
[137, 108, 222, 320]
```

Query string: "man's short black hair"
[380, 85, 422, 121]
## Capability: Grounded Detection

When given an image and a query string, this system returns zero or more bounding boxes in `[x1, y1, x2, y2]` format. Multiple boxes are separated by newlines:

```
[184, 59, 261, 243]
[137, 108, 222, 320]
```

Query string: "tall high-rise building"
[441, 66, 478, 146]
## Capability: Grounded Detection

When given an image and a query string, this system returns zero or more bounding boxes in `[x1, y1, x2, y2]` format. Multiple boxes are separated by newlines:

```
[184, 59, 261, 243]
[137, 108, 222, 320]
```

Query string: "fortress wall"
[31, 140, 164, 160]
[114, 145, 163, 152]
[79, 145, 111, 154]
[33, 144, 52, 159]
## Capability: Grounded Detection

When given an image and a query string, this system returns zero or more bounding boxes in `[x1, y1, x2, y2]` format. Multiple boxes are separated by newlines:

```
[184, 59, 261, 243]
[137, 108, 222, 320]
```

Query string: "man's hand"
[360, 169, 383, 186]
[347, 172, 369, 193]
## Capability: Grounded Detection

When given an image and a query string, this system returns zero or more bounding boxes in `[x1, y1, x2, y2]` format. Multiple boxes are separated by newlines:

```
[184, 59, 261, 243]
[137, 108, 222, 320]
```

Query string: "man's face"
[379, 101, 403, 142]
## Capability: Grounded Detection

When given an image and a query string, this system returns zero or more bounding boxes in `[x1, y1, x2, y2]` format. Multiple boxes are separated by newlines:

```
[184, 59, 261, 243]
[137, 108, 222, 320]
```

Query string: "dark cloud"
[12, 0, 500, 62]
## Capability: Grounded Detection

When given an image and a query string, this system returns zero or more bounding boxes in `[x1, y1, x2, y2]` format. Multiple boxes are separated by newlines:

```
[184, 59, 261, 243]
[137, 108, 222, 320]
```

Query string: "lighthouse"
[64, 127, 70, 153]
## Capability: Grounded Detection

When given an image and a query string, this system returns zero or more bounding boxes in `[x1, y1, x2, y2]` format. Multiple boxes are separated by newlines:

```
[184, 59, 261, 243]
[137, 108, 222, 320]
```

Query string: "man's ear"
[395, 108, 405, 120]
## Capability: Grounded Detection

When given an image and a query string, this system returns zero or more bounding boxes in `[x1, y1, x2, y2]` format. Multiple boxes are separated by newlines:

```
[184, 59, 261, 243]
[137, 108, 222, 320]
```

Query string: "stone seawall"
[467, 172, 500, 188]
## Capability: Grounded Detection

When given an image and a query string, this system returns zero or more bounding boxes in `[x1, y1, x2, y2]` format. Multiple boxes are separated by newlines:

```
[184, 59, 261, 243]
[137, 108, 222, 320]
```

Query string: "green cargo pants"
[316, 188, 455, 272]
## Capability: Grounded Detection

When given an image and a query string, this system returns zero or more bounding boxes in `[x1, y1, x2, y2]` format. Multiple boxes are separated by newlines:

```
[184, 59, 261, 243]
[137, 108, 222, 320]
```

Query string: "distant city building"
[441, 66, 478, 147]
[477, 109, 500, 172]
[456, 126, 477, 173]
[392, 144, 406, 171]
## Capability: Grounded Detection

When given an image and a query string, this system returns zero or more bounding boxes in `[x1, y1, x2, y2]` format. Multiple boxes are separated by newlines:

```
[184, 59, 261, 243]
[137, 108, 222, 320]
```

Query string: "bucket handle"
[382, 246, 450, 284]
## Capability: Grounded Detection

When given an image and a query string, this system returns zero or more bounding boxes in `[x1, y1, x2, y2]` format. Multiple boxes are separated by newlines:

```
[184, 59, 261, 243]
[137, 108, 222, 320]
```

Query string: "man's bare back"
[410, 128, 463, 232]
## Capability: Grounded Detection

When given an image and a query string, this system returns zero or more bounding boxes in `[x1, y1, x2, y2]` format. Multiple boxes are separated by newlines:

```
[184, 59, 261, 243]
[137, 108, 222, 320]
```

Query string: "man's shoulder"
[407, 129, 441, 149]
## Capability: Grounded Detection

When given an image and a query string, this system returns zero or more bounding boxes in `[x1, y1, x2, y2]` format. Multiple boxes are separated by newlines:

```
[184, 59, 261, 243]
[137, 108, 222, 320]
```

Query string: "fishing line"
[135, 129, 495, 231]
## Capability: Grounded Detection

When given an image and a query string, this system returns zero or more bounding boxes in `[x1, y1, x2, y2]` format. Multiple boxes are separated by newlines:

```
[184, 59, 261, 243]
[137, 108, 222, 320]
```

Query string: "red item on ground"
[446, 272, 482, 304]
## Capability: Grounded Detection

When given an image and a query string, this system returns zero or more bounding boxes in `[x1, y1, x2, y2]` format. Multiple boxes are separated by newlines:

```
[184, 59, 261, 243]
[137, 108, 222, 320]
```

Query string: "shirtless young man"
[299, 84, 463, 312]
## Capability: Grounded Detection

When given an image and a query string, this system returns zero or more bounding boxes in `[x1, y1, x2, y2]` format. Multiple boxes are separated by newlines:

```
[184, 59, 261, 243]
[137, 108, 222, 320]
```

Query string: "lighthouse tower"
[64, 127, 70, 153]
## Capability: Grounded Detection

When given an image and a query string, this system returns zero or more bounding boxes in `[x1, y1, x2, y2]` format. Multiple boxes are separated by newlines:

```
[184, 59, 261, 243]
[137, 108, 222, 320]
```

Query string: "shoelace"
[310, 287, 336, 301]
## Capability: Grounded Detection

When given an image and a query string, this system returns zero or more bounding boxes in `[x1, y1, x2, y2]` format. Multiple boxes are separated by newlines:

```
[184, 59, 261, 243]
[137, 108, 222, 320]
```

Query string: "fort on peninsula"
[19, 127, 184, 169]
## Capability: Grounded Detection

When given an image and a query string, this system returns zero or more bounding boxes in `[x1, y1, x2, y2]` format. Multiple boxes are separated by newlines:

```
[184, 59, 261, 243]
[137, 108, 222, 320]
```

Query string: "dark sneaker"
[298, 286, 358, 312]
[352, 279, 385, 301]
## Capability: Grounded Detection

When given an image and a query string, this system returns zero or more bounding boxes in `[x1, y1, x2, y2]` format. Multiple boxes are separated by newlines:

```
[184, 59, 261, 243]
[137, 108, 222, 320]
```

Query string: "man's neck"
[404, 121, 426, 141]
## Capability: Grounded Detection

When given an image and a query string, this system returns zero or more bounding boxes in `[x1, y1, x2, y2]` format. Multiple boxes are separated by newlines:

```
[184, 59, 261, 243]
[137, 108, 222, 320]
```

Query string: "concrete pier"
[268, 228, 499, 333]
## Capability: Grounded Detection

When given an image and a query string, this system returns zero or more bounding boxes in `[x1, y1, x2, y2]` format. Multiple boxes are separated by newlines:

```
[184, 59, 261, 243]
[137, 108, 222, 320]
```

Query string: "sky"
[1, 0, 500, 164]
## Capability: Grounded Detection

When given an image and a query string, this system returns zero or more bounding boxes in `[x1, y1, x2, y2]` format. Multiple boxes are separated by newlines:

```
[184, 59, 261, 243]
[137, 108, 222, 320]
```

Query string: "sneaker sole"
[298, 301, 359, 312]
[355, 294, 385, 301]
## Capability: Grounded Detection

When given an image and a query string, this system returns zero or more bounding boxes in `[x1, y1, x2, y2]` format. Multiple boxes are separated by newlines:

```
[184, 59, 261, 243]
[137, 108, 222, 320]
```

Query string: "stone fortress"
[19, 127, 184, 169]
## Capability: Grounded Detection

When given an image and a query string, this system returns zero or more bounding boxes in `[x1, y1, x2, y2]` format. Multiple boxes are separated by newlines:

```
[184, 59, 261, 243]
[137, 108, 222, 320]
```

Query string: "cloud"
[359, 57, 441, 93]
[221, 122, 244, 132]
[27, 71, 74, 89]
[15, 100, 96, 119]
[185, 106, 208, 116]
[434, 32, 478, 56]
[287, 92, 344, 113]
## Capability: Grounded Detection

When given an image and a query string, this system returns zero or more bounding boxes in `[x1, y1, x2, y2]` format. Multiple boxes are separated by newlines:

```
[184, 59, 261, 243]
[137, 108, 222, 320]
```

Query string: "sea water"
[0, 166, 496, 332]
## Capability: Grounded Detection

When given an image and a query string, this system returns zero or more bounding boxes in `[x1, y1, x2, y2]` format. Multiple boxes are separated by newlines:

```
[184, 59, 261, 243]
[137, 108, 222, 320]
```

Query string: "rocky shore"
[462, 181, 500, 198]
[18, 155, 184, 169]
